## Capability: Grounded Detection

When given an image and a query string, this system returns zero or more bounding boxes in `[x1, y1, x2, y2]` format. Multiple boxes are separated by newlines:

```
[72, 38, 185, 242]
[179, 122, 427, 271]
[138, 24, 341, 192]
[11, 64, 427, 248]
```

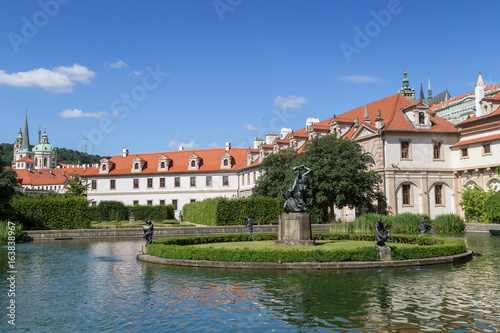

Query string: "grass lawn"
[91, 220, 193, 229]
[190, 240, 415, 251]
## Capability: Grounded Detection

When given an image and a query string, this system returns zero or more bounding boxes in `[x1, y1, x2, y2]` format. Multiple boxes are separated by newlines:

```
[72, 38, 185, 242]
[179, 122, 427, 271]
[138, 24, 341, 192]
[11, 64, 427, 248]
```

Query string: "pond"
[1, 233, 499, 332]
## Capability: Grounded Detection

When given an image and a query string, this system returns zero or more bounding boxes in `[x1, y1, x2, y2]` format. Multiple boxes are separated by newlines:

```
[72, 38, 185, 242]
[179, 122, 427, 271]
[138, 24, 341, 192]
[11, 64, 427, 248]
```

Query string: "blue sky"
[1, 0, 499, 157]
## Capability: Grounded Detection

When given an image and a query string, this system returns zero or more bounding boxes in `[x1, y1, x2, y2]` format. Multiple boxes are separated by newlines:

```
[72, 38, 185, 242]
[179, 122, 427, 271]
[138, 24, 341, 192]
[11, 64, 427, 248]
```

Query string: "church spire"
[419, 84, 425, 100]
[399, 64, 415, 99]
[427, 75, 433, 101]
[20, 108, 31, 152]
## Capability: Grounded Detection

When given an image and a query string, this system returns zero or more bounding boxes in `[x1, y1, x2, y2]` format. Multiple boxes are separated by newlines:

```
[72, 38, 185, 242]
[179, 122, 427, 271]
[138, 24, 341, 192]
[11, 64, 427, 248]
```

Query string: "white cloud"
[0, 64, 96, 93]
[59, 108, 110, 118]
[208, 142, 218, 148]
[110, 60, 128, 69]
[273, 95, 308, 109]
[339, 75, 380, 83]
[129, 70, 143, 78]
[168, 140, 199, 150]
[245, 124, 263, 131]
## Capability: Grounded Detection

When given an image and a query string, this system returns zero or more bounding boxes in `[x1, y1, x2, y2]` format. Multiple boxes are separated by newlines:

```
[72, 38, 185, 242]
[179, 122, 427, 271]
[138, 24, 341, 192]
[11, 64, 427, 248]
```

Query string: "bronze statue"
[283, 165, 312, 213]
[375, 219, 390, 246]
[419, 215, 431, 235]
[245, 216, 254, 240]
[142, 218, 154, 244]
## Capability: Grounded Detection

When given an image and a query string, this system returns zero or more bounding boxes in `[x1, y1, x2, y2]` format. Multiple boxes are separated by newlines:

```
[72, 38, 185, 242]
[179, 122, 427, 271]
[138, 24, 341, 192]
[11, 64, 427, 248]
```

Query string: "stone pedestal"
[377, 246, 391, 261]
[129, 217, 135, 224]
[142, 243, 148, 254]
[275, 212, 315, 246]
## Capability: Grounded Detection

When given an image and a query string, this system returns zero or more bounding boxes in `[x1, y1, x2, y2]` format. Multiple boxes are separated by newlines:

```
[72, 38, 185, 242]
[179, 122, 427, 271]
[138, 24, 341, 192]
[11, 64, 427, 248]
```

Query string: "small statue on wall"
[375, 219, 391, 246]
[246, 216, 254, 240]
[142, 218, 154, 244]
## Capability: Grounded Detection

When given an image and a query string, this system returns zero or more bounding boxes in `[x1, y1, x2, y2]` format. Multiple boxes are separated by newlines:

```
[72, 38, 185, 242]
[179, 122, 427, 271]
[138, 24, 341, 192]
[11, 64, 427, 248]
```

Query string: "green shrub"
[484, 191, 500, 224]
[459, 185, 497, 223]
[0, 221, 24, 244]
[183, 197, 281, 226]
[96, 201, 128, 222]
[125, 204, 174, 222]
[149, 233, 465, 263]
[432, 214, 465, 233]
[10, 195, 91, 229]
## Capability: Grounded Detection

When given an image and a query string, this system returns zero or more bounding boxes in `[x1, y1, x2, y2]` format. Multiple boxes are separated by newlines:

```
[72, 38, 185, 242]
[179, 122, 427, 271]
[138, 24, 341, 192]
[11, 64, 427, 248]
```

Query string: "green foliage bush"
[483, 191, 500, 224]
[459, 185, 496, 223]
[183, 196, 281, 226]
[126, 204, 174, 222]
[149, 233, 465, 263]
[96, 201, 128, 222]
[432, 214, 465, 233]
[0, 221, 24, 243]
[10, 195, 91, 229]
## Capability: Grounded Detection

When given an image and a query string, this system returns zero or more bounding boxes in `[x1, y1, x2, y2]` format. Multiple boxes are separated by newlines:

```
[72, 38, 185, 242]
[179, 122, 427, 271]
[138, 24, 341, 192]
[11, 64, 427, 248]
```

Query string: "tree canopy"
[65, 174, 90, 197]
[0, 146, 18, 220]
[252, 135, 382, 221]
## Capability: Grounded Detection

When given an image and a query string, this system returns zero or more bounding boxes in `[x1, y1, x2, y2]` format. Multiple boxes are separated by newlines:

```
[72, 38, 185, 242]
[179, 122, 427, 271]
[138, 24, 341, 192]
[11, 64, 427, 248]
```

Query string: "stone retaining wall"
[464, 223, 500, 233]
[24, 224, 331, 241]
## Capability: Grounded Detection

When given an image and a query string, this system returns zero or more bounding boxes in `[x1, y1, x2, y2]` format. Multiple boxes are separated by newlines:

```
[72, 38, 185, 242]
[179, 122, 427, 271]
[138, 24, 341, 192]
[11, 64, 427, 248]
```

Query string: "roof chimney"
[265, 132, 278, 145]
[122, 149, 129, 158]
[179, 147, 184, 151]
[306, 118, 319, 131]
[253, 138, 264, 149]
[225, 142, 231, 151]
[280, 128, 292, 139]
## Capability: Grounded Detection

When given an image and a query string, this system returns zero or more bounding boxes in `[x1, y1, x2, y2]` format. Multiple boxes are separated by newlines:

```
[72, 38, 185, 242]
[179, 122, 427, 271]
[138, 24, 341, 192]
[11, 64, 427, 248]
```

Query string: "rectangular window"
[461, 147, 469, 158]
[159, 177, 165, 188]
[133, 178, 139, 189]
[147, 200, 153, 206]
[433, 142, 442, 160]
[110, 179, 116, 190]
[190, 176, 196, 187]
[400, 140, 410, 159]
[435, 184, 443, 205]
[483, 143, 491, 155]
[402, 184, 411, 206]
[133, 200, 139, 206]
[242, 174, 245, 186]
[247, 173, 250, 184]
[223, 175, 229, 186]
[206, 176, 212, 187]
[159, 200, 165, 205]
[190, 199, 196, 203]
[91, 201, 97, 207]
[91, 180, 97, 190]
[253, 172, 256, 183]
[172, 199, 178, 211]
[147, 178, 153, 189]
[174, 177, 180, 187]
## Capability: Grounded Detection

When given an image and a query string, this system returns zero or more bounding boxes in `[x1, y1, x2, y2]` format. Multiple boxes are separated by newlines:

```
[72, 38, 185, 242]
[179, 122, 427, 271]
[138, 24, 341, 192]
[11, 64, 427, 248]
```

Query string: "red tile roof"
[14, 167, 91, 186]
[16, 156, 35, 163]
[457, 104, 500, 126]
[430, 84, 500, 110]
[83, 148, 250, 176]
[451, 133, 500, 148]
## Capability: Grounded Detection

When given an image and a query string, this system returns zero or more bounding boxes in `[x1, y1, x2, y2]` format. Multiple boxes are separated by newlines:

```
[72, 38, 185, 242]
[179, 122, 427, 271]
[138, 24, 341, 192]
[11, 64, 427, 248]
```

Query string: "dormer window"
[220, 152, 233, 169]
[132, 156, 146, 172]
[419, 112, 425, 125]
[99, 158, 113, 174]
[157, 155, 171, 171]
[188, 153, 201, 170]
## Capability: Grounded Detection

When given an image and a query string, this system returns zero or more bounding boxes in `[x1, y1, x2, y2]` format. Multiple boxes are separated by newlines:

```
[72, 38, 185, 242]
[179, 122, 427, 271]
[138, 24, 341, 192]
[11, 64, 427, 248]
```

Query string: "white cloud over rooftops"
[339, 75, 380, 83]
[59, 108, 110, 118]
[273, 95, 308, 109]
[110, 60, 128, 69]
[0, 64, 95, 93]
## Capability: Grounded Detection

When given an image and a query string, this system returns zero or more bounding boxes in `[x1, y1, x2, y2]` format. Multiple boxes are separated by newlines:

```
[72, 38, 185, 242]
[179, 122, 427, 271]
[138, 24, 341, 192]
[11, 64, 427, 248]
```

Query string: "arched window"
[44, 157, 47, 167]
[160, 161, 165, 168]
[191, 160, 196, 167]
[102, 164, 107, 171]
[135, 162, 139, 170]
[223, 159, 228, 166]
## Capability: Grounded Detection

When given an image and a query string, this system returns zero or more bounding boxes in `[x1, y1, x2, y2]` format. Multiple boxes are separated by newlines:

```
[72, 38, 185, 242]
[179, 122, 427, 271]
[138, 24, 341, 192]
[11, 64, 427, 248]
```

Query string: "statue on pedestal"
[246, 216, 254, 240]
[283, 165, 312, 213]
[142, 218, 154, 244]
[375, 219, 391, 246]
[419, 215, 431, 235]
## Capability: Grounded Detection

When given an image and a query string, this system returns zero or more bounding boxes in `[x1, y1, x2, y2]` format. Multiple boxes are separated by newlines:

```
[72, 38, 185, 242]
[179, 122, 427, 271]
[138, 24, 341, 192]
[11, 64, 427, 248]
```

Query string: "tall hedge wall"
[183, 197, 282, 226]
[89, 201, 175, 222]
[11, 195, 91, 230]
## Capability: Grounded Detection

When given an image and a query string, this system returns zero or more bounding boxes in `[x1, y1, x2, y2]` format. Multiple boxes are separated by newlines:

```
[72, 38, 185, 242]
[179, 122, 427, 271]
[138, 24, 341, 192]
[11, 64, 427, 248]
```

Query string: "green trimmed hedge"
[484, 191, 500, 224]
[10, 195, 91, 229]
[127, 204, 175, 222]
[89, 202, 175, 222]
[148, 233, 466, 263]
[183, 196, 281, 226]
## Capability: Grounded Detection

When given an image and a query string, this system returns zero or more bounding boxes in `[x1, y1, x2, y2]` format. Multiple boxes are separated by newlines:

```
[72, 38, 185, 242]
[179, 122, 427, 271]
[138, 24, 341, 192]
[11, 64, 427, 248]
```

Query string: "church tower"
[399, 65, 415, 99]
[12, 126, 23, 167]
[427, 75, 433, 102]
[14, 110, 35, 170]
[33, 127, 57, 169]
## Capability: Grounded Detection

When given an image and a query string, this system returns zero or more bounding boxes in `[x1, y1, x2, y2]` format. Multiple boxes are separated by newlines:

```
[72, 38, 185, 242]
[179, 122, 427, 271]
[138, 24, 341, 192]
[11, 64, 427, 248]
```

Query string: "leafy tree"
[252, 148, 297, 202]
[0, 146, 18, 220]
[459, 185, 496, 223]
[297, 134, 381, 215]
[252, 135, 382, 221]
[65, 174, 90, 197]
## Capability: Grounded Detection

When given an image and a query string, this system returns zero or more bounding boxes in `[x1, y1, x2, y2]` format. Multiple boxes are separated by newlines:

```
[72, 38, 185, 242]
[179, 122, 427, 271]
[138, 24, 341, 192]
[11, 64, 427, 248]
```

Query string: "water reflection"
[0, 234, 499, 332]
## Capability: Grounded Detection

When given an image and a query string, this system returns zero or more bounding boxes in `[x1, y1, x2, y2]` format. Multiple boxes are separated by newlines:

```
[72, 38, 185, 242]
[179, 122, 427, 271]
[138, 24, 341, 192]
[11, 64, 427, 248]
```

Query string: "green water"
[1, 233, 499, 332]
